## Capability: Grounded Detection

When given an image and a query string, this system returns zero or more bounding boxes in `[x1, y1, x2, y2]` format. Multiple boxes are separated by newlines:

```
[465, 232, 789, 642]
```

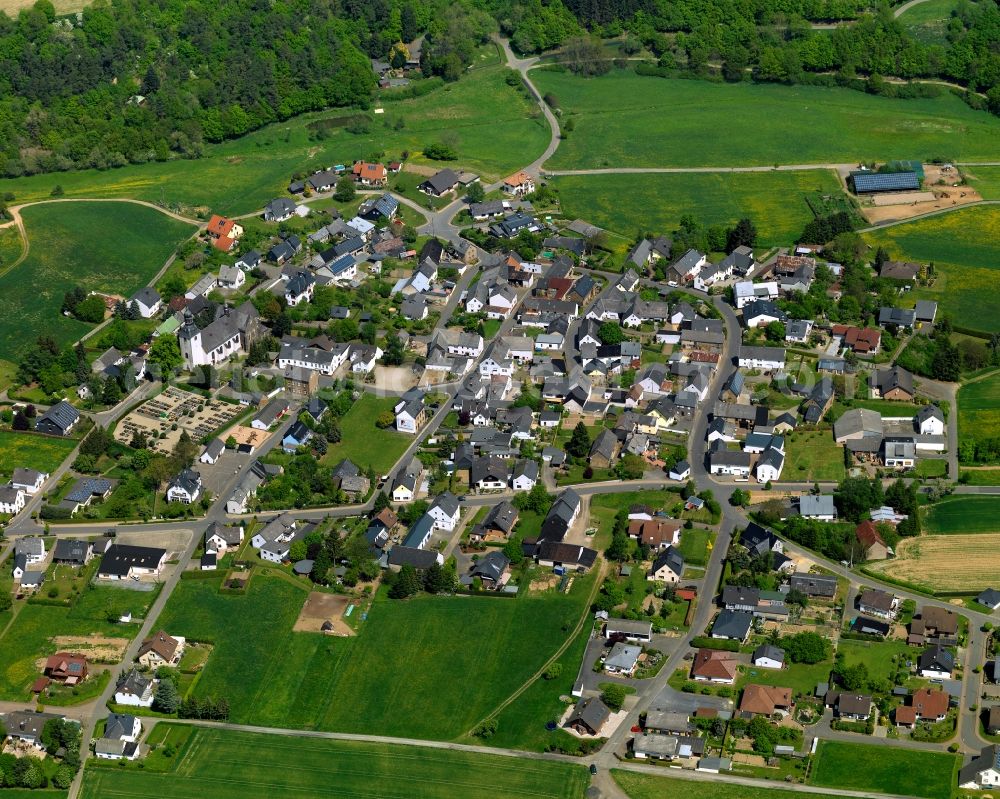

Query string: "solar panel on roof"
[851, 171, 920, 193]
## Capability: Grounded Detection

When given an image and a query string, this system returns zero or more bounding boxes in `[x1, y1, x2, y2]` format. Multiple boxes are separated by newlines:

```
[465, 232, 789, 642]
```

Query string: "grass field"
[0, 224, 23, 269]
[870, 532, 1000, 591]
[0, 587, 153, 699]
[533, 68, 1000, 170]
[551, 170, 842, 246]
[319, 392, 413, 475]
[961, 469, 1000, 485]
[156, 570, 593, 740]
[964, 165, 1000, 199]
[676, 527, 713, 566]
[958, 371, 1000, 463]
[0, 63, 549, 217]
[0, 0, 88, 14]
[0, 201, 194, 358]
[0, 431, 78, 479]
[898, 0, 963, 44]
[614, 770, 846, 799]
[863, 206, 1000, 332]
[780, 431, 846, 482]
[810, 740, 958, 799]
[836, 638, 911, 683]
[80, 726, 589, 799]
[924, 496, 1000, 533]
[739, 659, 832, 697]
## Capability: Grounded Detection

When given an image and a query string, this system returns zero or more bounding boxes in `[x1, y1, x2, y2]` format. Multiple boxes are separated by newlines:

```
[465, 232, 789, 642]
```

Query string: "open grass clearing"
[810, 740, 957, 799]
[780, 430, 845, 482]
[0, 0, 89, 14]
[738, 658, 832, 698]
[0, 201, 194, 359]
[0, 65, 549, 217]
[898, 0, 964, 44]
[534, 68, 1000, 170]
[863, 206, 1000, 333]
[964, 165, 1000, 199]
[551, 170, 842, 247]
[614, 770, 845, 799]
[0, 430, 78, 480]
[958, 371, 1000, 463]
[836, 638, 912, 684]
[960, 468, 1000, 485]
[155, 569, 594, 741]
[924, 495, 1000, 533]
[81, 726, 589, 799]
[869, 532, 1000, 592]
[318, 392, 412, 476]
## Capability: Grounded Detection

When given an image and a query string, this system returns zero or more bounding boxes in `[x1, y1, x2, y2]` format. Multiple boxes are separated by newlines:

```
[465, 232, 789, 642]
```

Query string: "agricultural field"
[809, 740, 958, 799]
[958, 371, 1000, 463]
[533, 68, 1000, 170]
[551, 170, 841, 246]
[0, 62, 550, 217]
[924, 495, 1000, 534]
[0, 0, 89, 14]
[780, 430, 846, 482]
[156, 569, 594, 741]
[863, 206, 1000, 333]
[319, 392, 413, 476]
[80, 726, 589, 799]
[0, 431, 79, 480]
[898, 0, 963, 44]
[0, 201, 195, 359]
[869, 532, 1000, 592]
[614, 770, 846, 799]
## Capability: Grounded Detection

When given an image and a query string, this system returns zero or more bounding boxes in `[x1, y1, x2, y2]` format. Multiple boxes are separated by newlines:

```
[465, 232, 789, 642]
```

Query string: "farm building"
[850, 171, 920, 194]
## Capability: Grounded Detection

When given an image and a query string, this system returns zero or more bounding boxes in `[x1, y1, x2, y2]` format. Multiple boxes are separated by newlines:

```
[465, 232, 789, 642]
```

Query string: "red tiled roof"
[911, 687, 949, 719]
[691, 649, 738, 681]
[855, 520, 886, 549]
[740, 684, 792, 715]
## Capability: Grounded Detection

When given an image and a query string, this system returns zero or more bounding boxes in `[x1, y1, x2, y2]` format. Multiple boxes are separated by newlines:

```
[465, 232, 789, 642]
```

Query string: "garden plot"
[114, 386, 243, 454]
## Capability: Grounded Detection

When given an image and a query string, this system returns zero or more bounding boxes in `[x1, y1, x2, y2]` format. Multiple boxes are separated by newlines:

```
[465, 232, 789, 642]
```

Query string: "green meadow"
[0, 201, 195, 358]
[81, 726, 589, 799]
[0, 62, 550, 217]
[552, 170, 842, 245]
[924, 495, 1000, 534]
[958, 371, 1000, 462]
[155, 570, 593, 741]
[534, 68, 1000, 170]
[864, 205, 1000, 332]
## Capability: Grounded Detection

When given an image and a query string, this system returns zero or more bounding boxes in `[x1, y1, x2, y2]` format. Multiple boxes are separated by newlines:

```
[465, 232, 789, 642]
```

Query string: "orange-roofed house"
[352, 161, 388, 187]
[739, 684, 793, 717]
[502, 171, 535, 196]
[855, 521, 889, 561]
[691, 649, 738, 684]
[910, 687, 949, 722]
[206, 215, 244, 241]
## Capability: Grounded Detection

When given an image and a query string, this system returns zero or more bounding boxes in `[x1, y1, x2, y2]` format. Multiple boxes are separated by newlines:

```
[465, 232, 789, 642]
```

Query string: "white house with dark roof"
[10, 468, 47, 495]
[427, 492, 460, 532]
[129, 287, 162, 319]
[166, 468, 202, 504]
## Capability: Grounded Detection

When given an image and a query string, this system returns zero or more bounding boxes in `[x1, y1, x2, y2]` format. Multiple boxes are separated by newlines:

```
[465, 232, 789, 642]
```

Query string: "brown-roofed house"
[137, 631, 184, 668]
[855, 521, 889, 561]
[920, 606, 959, 637]
[691, 649, 739, 684]
[44, 653, 88, 684]
[911, 687, 949, 721]
[740, 684, 793, 717]
[894, 704, 917, 727]
[352, 161, 387, 187]
[628, 519, 682, 550]
[832, 324, 881, 355]
[987, 706, 1000, 735]
[879, 261, 921, 282]
[372, 507, 399, 533]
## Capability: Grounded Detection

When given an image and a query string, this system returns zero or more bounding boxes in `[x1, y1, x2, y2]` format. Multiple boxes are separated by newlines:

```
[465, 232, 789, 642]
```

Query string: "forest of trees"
[0, 0, 494, 176]
[2, 0, 1000, 178]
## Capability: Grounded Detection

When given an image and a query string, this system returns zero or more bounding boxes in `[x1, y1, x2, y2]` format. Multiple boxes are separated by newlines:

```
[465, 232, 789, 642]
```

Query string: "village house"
[137, 630, 185, 668]
[691, 648, 739, 684]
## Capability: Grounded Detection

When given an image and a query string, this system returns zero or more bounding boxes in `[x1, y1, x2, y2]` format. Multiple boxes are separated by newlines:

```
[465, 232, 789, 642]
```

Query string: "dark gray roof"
[38, 400, 80, 433]
[472, 550, 510, 583]
[422, 169, 460, 195]
[652, 546, 684, 577]
[712, 609, 753, 640]
[53, 539, 91, 564]
[99, 544, 166, 578]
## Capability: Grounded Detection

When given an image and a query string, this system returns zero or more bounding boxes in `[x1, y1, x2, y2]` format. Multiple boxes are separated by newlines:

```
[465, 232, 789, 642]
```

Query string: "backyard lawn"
[0, 201, 195, 359]
[864, 206, 1000, 333]
[958, 371, 1000, 464]
[0, 431, 79, 480]
[676, 527, 714, 566]
[552, 170, 843, 246]
[0, 62, 549, 216]
[319, 392, 413, 476]
[810, 740, 958, 799]
[80, 726, 589, 799]
[780, 431, 845, 482]
[155, 569, 595, 741]
[738, 658, 832, 698]
[533, 68, 1000, 170]
[924, 495, 1000, 534]
[835, 639, 911, 684]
